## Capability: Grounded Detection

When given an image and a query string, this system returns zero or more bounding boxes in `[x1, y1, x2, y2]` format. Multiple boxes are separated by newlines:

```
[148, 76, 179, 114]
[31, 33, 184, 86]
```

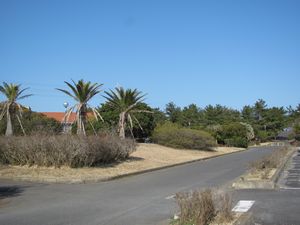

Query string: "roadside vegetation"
[0, 133, 135, 168]
[172, 189, 234, 225]
[249, 146, 292, 179]
[152, 122, 216, 150]
[1, 80, 300, 169]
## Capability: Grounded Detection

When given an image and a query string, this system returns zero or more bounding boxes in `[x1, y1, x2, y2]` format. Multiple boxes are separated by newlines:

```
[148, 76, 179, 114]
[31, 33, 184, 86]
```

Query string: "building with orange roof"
[41, 112, 94, 133]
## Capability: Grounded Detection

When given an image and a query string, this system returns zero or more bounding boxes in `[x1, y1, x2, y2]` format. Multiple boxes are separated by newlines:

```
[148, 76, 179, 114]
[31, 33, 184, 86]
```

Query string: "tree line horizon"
[1, 80, 300, 146]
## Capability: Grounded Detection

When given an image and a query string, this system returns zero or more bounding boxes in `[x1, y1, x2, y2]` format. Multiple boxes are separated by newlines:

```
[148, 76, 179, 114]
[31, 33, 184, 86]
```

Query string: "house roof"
[41, 112, 76, 123]
[41, 112, 96, 123]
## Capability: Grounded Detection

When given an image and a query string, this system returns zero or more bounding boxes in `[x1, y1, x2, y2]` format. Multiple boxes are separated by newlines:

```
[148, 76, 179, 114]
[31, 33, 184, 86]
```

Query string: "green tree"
[264, 107, 287, 139]
[179, 104, 204, 128]
[203, 104, 240, 126]
[165, 102, 182, 123]
[242, 105, 255, 123]
[286, 104, 300, 125]
[0, 82, 32, 136]
[254, 99, 267, 121]
[57, 79, 103, 135]
[103, 87, 151, 139]
[95, 102, 158, 140]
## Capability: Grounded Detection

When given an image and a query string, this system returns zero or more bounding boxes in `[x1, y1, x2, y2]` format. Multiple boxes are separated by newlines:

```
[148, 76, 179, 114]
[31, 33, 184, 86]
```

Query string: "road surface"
[0, 146, 274, 225]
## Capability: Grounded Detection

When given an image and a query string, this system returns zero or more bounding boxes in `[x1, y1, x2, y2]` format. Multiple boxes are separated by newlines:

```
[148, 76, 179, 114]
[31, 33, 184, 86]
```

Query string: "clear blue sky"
[1, 0, 300, 112]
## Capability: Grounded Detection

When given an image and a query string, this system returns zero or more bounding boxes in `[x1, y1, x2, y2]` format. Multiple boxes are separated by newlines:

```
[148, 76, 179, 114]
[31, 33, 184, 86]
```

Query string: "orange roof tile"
[41, 112, 76, 123]
[41, 112, 94, 123]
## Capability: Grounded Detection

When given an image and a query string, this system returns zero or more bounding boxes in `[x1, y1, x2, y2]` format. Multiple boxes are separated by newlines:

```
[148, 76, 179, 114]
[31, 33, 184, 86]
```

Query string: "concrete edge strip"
[273, 147, 298, 186]
[232, 146, 297, 190]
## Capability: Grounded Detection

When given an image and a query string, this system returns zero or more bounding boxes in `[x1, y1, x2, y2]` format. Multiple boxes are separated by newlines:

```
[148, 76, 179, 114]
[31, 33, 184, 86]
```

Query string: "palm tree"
[0, 82, 32, 136]
[104, 87, 151, 139]
[57, 79, 103, 135]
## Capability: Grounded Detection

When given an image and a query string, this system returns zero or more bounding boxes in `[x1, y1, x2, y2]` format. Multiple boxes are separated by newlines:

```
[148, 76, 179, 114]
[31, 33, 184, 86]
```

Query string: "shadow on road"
[0, 186, 24, 199]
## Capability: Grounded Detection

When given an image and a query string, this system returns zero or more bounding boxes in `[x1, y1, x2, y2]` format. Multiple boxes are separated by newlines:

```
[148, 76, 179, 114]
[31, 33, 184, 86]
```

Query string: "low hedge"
[152, 122, 216, 150]
[0, 134, 136, 168]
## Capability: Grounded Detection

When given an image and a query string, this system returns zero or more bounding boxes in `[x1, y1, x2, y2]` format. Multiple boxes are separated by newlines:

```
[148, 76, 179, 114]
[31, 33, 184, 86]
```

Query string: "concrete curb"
[233, 212, 253, 225]
[232, 147, 296, 189]
[102, 148, 248, 183]
[2, 148, 248, 184]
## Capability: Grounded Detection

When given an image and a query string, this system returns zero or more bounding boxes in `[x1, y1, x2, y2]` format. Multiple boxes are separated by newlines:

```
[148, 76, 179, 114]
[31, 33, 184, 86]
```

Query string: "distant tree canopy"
[159, 99, 294, 145]
[1, 89, 299, 146]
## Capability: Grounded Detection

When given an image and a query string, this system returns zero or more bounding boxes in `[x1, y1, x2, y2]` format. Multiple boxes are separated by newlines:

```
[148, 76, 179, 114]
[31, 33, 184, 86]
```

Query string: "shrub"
[224, 137, 248, 148]
[216, 123, 249, 148]
[0, 134, 136, 168]
[152, 122, 216, 150]
[249, 146, 291, 177]
[175, 189, 215, 225]
[175, 189, 233, 225]
[255, 130, 270, 142]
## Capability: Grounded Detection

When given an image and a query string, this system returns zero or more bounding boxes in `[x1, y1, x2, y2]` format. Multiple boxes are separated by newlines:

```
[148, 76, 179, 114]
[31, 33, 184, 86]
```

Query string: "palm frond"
[56, 88, 77, 101]
[17, 94, 33, 100]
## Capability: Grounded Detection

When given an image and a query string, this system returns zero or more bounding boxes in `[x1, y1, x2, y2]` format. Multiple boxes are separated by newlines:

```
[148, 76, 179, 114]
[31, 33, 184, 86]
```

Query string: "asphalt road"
[234, 189, 300, 225]
[0, 146, 274, 225]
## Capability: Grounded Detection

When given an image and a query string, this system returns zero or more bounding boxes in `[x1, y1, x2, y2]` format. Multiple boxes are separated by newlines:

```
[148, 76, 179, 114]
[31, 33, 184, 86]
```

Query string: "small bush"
[224, 137, 248, 148]
[0, 134, 136, 168]
[175, 189, 233, 225]
[176, 189, 215, 225]
[250, 146, 291, 172]
[216, 123, 249, 148]
[255, 130, 270, 142]
[152, 122, 216, 150]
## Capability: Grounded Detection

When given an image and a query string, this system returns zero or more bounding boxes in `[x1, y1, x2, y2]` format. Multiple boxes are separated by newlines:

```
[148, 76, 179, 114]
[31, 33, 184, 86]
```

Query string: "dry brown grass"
[0, 134, 135, 167]
[0, 144, 243, 183]
[174, 189, 234, 225]
[214, 191, 234, 224]
[248, 146, 292, 179]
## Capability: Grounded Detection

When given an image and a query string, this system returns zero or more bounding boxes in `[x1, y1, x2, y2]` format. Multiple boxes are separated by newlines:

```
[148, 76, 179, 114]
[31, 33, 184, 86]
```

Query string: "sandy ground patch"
[0, 144, 244, 183]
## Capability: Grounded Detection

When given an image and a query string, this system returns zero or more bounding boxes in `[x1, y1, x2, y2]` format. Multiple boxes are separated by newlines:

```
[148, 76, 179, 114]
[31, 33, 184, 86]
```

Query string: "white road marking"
[280, 187, 300, 190]
[232, 200, 255, 212]
[165, 195, 175, 200]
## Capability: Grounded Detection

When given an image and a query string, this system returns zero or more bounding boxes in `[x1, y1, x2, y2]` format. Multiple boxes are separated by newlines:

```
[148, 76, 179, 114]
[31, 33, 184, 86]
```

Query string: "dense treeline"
[87, 99, 300, 147]
[1, 81, 300, 148]
[1, 98, 300, 147]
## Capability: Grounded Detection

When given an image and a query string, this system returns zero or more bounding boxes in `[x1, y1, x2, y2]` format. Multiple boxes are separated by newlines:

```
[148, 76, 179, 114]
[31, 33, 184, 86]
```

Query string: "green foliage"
[165, 102, 182, 123]
[0, 110, 62, 135]
[255, 130, 269, 142]
[0, 82, 32, 136]
[56, 79, 103, 135]
[91, 102, 157, 140]
[152, 122, 216, 150]
[103, 87, 149, 139]
[179, 104, 204, 128]
[224, 137, 248, 148]
[216, 123, 249, 148]
[203, 104, 240, 126]
[293, 121, 300, 141]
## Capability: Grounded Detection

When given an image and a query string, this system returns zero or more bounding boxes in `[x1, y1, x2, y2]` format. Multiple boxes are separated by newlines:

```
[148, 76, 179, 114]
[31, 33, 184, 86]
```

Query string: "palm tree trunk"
[5, 111, 13, 136]
[77, 114, 82, 135]
[77, 108, 87, 135]
[118, 112, 126, 139]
